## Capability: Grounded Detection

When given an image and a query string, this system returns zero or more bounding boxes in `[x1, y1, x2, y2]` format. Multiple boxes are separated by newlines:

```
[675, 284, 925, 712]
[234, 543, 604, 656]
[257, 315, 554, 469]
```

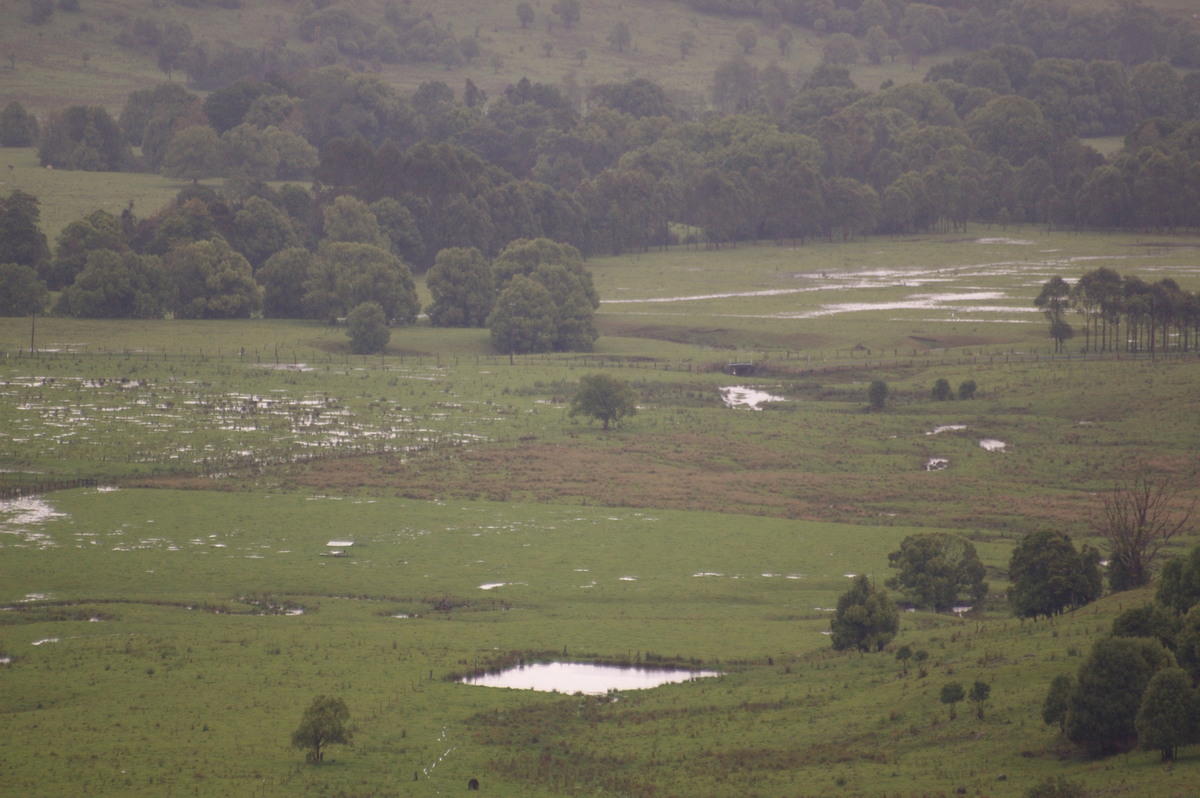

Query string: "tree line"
[1036, 267, 1200, 354]
[0, 185, 597, 356]
[3, 34, 1200, 265]
[679, 0, 1200, 69]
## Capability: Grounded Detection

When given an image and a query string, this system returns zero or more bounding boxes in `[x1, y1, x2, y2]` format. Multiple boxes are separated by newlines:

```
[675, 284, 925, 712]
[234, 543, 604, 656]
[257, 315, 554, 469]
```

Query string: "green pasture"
[1, 146, 199, 240]
[2, 233, 1200, 796]
[0, 487, 1182, 798]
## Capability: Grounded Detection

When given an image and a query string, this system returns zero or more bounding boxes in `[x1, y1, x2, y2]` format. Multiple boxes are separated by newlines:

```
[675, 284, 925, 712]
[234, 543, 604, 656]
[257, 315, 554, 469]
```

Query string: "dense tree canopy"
[258, 247, 314, 319]
[9, 1, 1200, 329]
[1136, 668, 1197, 761]
[0, 101, 40, 147]
[346, 301, 390, 355]
[487, 275, 558, 355]
[56, 251, 170, 319]
[425, 247, 495, 327]
[0, 190, 51, 273]
[491, 238, 599, 352]
[1008, 530, 1102, 619]
[886, 532, 988, 612]
[164, 238, 261, 319]
[1065, 636, 1174, 756]
[829, 574, 899, 653]
[1157, 546, 1200, 615]
[47, 210, 127, 291]
[38, 106, 132, 171]
[0, 264, 49, 317]
[304, 242, 418, 325]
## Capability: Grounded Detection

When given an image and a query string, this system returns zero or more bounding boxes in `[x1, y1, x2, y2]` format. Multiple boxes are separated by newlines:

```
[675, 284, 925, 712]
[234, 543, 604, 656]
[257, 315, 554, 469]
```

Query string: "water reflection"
[460, 662, 722, 694]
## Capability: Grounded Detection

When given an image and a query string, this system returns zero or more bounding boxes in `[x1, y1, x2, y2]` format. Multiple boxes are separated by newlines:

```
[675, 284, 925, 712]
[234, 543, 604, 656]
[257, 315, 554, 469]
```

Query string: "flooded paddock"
[720, 386, 786, 410]
[459, 661, 722, 695]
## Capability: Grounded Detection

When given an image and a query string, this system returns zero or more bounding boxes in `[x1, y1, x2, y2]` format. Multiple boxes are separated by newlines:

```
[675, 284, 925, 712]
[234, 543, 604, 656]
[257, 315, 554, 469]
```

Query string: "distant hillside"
[4, 0, 1196, 117]
[2, 0, 823, 115]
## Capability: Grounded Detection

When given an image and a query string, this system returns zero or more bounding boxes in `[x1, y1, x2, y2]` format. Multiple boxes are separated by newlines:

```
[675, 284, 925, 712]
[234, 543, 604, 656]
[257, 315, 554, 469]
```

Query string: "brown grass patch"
[255, 435, 1093, 531]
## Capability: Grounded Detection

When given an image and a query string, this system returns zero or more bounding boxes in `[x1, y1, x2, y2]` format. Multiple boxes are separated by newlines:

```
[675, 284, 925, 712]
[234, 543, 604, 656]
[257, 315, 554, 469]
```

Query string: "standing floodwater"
[459, 662, 722, 694]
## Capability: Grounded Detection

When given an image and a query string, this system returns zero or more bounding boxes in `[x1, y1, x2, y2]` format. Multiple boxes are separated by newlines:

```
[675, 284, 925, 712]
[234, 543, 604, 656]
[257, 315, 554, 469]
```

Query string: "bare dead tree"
[1094, 472, 1196, 591]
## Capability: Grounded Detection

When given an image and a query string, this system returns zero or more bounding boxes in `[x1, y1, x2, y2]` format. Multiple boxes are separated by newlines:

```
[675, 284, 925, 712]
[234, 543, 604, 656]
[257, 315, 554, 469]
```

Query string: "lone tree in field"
[516, 1, 534, 28]
[292, 695, 352, 764]
[1094, 470, 1196, 592]
[969, 680, 991, 719]
[867, 380, 888, 410]
[940, 681, 965, 719]
[830, 574, 899, 653]
[552, 0, 581, 29]
[886, 532, 988, 612]
[568, 373, 637, 430]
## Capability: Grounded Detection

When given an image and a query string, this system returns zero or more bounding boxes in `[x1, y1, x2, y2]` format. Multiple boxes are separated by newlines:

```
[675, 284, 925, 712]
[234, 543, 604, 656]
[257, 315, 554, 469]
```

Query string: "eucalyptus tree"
[1035, 276, 1073, 353]
[291, 696, 352, 764]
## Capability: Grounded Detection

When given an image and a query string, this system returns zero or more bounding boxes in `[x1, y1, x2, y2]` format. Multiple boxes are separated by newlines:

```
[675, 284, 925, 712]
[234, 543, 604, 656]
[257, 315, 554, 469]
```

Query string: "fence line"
[2, 344, 1196, 376]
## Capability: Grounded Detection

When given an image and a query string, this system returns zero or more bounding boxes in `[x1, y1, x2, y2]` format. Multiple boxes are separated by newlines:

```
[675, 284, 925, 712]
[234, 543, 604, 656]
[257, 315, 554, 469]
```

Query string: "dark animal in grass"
[468, 778, 480, 790]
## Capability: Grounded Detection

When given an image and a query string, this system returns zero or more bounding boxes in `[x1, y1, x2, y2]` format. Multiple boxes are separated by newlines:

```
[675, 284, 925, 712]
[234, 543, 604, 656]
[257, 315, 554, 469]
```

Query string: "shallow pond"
[720, 386, 786, 410]
[459, 662, 722, 694]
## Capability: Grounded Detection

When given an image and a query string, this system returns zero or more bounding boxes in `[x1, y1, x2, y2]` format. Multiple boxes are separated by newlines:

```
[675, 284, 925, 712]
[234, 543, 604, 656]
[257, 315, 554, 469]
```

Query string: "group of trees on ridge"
[834, 523, 1200, 763]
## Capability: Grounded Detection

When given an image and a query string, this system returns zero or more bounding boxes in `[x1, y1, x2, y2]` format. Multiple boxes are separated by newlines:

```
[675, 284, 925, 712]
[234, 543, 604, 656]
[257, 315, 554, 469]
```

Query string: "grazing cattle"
[468, 777, 480, 790]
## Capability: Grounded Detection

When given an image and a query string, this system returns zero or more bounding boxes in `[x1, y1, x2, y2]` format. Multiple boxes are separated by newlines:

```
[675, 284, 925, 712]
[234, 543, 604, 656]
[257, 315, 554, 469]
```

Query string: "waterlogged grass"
[0, 488, 910, 796]
[1, 234, 1199, 796]
[0, 488, 1191, 797]
[594, 231, 1200, 353]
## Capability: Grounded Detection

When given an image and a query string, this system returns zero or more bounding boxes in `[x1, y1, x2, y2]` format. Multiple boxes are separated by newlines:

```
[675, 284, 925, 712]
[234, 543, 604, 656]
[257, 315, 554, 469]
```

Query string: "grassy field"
[2, 233, 1200, 796]
[1, 145, 194, 240]
[2, 487, 1183, 798]
[0, 0, 963, 120]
